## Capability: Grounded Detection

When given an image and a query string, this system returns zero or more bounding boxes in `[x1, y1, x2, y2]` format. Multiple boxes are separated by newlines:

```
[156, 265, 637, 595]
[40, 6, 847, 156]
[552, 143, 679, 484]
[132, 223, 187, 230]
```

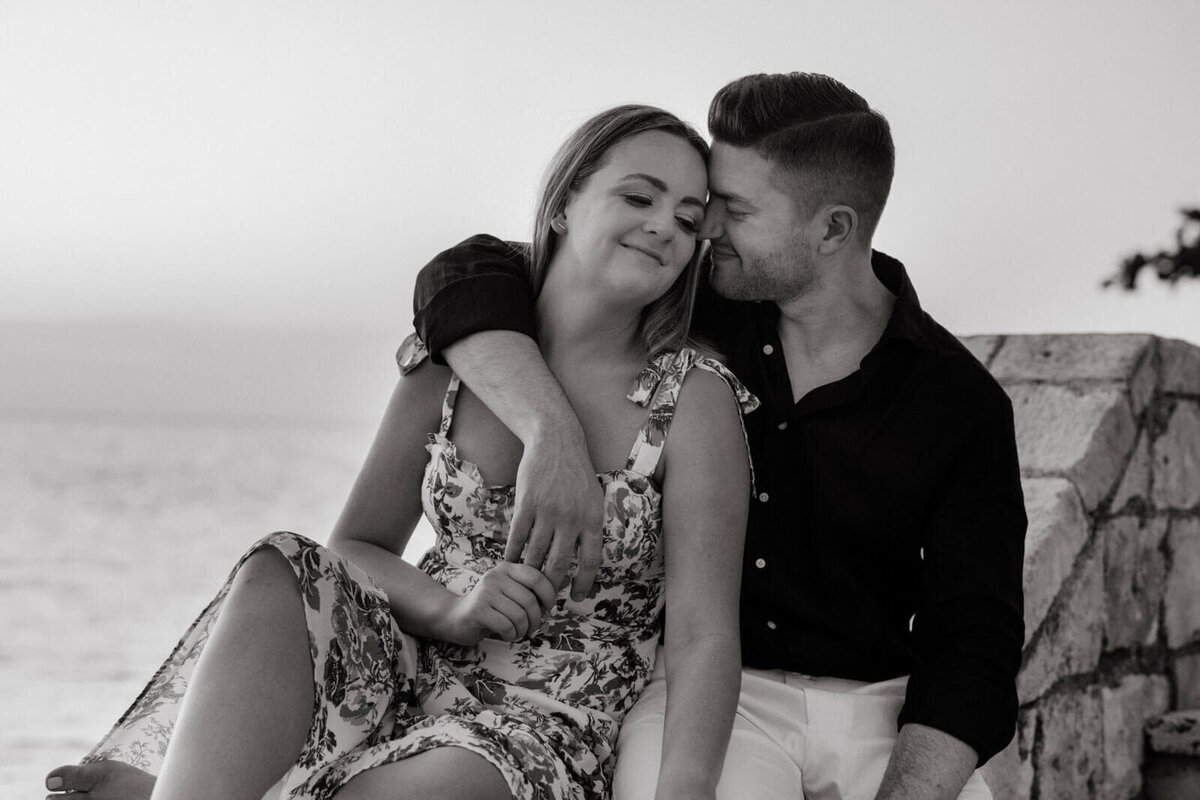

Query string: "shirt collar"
[748, 249, 951, 362]
[867, 250, 949, 356]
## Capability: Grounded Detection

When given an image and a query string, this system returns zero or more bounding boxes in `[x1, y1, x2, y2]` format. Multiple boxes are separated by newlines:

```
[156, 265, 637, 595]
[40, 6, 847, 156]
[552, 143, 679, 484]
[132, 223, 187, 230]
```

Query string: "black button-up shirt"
[412, 234, 1026, 764]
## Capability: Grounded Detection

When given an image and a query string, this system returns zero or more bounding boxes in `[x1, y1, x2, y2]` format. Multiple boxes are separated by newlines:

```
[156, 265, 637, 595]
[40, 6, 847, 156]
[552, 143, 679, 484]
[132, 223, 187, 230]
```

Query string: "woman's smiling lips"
[622, 242, 666, 265]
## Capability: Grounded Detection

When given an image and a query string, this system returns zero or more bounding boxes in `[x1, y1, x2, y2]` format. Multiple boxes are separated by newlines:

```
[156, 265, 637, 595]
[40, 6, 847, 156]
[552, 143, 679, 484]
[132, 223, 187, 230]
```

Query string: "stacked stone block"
[957, 334, 1200, 800]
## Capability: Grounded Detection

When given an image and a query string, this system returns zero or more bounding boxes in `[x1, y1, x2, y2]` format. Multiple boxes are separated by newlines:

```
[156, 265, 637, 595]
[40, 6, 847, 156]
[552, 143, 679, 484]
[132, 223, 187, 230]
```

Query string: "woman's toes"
[46, 763, 90, 793]
[45, 761, 155, 798]
[47, 762, 103, 792]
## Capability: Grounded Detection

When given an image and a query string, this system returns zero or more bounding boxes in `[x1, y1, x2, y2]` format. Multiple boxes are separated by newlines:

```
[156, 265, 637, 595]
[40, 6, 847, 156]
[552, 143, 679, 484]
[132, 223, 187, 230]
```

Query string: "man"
[411, 73, 1026, 800]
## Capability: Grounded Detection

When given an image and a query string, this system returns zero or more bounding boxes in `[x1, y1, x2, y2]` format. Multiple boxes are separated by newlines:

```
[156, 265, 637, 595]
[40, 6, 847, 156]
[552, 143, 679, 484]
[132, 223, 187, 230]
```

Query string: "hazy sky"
[2, 1, 1198, 419]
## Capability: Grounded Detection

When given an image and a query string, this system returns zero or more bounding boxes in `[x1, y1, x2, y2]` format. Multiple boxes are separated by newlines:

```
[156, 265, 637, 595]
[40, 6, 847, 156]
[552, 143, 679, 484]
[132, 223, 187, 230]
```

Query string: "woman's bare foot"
[45, 760, 155, 800]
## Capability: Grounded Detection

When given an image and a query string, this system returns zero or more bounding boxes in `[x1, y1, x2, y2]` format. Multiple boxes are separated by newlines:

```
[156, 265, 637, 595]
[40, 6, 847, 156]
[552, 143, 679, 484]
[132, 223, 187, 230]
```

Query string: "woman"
[46, 105, 755, 800]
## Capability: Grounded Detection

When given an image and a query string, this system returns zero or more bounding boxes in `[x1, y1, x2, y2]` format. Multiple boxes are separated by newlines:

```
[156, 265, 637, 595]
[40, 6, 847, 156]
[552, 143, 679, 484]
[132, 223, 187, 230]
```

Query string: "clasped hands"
[441, 433, 605, 646]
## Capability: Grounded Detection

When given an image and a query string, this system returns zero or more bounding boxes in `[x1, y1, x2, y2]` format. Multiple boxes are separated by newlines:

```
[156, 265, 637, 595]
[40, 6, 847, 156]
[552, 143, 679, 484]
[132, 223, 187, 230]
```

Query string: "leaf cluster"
[1105, 208, 1200, 290]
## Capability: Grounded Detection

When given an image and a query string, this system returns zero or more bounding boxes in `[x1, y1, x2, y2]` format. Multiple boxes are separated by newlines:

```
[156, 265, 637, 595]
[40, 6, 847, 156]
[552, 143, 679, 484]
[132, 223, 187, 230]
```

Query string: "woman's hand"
[440, 562, 558, 645]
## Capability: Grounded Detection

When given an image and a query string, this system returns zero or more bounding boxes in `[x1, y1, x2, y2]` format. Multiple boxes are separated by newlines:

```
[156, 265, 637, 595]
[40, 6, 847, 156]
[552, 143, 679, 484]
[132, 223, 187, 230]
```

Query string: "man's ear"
[816, 205, 858, 254]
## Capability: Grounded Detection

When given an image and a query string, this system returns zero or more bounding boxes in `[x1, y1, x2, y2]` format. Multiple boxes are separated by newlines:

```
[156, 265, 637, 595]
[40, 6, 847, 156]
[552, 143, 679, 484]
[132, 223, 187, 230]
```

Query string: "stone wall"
[957, 334, 1200, 800]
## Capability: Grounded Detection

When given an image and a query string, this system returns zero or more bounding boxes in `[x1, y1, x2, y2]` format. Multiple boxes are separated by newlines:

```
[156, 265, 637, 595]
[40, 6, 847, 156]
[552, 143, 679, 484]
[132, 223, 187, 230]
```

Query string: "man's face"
[701, 142, 821, 302]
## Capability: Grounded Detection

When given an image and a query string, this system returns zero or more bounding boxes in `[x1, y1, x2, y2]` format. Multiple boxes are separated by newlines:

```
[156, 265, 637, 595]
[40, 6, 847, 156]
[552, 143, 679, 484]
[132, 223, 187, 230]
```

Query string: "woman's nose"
[643, 210, 674, 239]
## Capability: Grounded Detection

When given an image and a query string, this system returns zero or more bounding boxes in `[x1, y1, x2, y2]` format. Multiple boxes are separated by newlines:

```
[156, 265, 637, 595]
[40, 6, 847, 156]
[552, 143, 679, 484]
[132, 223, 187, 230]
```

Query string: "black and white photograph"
[3, 2, 1199, 798]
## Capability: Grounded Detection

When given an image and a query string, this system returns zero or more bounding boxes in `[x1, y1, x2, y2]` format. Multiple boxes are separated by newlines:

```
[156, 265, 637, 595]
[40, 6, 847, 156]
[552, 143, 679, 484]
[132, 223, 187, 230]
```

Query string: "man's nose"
[698, 208, 722, 241]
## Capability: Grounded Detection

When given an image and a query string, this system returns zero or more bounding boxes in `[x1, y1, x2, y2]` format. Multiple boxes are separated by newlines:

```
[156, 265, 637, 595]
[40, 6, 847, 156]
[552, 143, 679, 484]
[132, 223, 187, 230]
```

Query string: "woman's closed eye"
[624, 194, 700, 235]
[624, 193, 699, 234]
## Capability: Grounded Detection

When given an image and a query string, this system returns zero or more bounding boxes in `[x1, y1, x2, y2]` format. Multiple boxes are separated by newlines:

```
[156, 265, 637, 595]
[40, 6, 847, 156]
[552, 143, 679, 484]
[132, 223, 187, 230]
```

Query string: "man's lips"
[710, 247, 738, 260]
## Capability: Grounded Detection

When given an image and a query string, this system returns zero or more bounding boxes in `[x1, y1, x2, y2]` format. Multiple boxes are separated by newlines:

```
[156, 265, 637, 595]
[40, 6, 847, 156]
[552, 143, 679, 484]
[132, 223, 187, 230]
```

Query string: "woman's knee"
[249, 530, 311, 556]
[227, 545, 301, 612]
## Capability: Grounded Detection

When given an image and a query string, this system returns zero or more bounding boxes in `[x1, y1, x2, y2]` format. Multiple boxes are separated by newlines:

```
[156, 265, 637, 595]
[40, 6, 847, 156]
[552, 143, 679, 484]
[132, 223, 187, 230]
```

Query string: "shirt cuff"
[897, 672, 1018, 766]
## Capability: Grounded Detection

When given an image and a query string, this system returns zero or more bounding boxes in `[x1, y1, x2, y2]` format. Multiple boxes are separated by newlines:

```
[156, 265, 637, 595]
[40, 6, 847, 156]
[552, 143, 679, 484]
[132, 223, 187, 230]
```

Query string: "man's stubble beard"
[709, 233, 817, 304]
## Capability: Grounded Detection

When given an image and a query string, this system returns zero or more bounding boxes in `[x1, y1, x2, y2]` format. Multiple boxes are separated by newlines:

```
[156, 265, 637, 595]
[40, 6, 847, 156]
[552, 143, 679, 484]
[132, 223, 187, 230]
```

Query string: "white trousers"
[613, 650, 992, 800]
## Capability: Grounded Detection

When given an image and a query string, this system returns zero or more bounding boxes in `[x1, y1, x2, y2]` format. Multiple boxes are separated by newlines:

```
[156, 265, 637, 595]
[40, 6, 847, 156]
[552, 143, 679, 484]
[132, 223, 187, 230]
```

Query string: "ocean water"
[0, 415, 436, 796]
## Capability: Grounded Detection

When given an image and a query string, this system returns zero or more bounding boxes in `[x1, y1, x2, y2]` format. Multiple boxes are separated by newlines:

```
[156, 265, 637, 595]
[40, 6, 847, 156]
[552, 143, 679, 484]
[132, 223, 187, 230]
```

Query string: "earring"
[551, 215, 567, 234]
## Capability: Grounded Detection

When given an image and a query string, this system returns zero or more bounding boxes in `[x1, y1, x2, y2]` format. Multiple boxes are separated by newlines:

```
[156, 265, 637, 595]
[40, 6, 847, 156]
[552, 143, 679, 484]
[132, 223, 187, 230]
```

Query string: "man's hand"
[442, 330, 606, 601]
[506, 426, 605, 601]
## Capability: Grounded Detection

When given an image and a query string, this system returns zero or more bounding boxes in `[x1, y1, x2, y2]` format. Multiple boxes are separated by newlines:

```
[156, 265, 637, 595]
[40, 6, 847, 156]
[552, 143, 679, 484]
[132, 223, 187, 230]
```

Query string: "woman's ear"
[816, 205, 857, 254]
[551, 211, 567, 235]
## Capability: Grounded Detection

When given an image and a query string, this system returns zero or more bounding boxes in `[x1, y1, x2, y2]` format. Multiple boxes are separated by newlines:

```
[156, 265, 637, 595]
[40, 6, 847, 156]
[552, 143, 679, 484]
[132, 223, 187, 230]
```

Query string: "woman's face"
[557, 130, 708, 306]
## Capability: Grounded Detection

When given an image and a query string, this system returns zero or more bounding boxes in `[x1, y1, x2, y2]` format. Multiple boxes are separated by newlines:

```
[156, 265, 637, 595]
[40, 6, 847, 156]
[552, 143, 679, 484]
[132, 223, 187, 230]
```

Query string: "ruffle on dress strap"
[625, 349, 760, 417]
[396, 332, 429, 376]
[624, 349, 759, 494]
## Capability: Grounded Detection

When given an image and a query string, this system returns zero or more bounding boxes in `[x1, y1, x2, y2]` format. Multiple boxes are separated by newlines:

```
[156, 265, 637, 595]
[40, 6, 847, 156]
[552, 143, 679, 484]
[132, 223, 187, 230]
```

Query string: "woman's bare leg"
[148, 547, 314, 800]
[332, 747, 512, 800]
[46, 547, 314, 800]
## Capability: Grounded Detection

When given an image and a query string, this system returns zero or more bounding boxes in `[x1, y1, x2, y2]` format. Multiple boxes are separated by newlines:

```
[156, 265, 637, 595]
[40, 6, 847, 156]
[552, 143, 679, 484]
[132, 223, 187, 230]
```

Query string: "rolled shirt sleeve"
[897, 374, 1027, 764]
[412, 238, 756, 362]
[412, 234, 537, 365]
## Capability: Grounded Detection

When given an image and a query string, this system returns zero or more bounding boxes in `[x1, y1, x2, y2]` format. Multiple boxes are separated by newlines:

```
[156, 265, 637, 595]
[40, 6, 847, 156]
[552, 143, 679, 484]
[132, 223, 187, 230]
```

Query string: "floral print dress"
[84, 340, 757, 800]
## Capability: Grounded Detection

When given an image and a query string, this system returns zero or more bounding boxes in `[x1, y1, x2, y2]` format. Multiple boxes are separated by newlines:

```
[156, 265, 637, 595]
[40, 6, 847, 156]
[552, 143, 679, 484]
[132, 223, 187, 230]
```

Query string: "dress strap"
[395, 333, 460, 436]
[624, 349, 760, 489]
[439, 374, 462, 436]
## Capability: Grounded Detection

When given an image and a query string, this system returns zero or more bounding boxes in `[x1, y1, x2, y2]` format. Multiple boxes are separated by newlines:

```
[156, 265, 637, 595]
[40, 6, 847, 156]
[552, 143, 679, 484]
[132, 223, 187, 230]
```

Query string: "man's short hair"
[708, 72, 895, 241]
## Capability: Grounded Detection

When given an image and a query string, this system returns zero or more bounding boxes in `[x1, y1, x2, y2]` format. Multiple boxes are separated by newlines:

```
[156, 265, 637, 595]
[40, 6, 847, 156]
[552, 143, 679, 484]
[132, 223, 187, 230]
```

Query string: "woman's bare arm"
[655, 368, 750, 800]
[326, 362, 458, 637]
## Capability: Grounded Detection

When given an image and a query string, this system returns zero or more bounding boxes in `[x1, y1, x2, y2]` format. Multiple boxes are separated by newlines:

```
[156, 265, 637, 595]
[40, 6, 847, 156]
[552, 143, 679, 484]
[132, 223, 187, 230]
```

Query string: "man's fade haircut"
[708, 72, 895, 242]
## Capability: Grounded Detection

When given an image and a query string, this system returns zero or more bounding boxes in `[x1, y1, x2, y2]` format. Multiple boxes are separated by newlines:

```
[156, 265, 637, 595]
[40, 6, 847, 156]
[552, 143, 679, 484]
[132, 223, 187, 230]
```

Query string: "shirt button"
[777, 421, 788, 431]
[758, 492, 769, 503]
[766, 620, 778, 630]
[762, 344, 774, 355]
[755, 558, 766, 569]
